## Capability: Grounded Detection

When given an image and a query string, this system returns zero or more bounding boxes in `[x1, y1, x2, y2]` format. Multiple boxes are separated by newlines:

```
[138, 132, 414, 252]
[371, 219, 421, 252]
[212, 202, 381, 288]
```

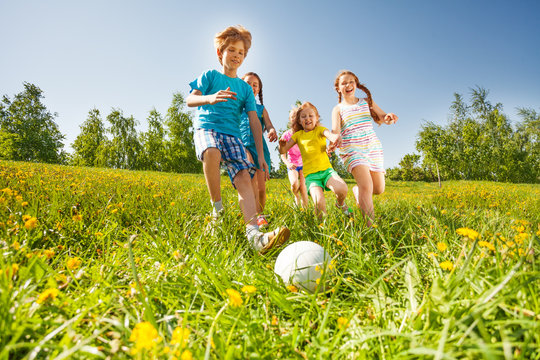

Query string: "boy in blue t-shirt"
[187, 25, 290, 254]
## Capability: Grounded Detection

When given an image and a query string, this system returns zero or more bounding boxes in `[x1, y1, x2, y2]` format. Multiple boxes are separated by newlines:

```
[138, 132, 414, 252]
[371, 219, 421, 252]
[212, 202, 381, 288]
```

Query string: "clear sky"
[1, 0, 539, 169]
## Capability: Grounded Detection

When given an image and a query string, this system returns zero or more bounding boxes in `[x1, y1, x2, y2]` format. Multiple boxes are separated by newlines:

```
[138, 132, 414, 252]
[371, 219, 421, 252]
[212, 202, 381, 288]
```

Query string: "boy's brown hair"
[214, 25, 252, 65]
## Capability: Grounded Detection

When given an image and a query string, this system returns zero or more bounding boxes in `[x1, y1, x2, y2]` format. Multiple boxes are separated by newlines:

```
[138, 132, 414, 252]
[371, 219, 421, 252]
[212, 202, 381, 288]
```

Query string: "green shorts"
[305, 168, 338, 195]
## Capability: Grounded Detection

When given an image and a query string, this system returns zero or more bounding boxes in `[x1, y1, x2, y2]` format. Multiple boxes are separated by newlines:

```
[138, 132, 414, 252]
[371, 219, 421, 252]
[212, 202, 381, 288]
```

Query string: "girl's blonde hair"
[214, 25, 252, 65]
[242, 72, 263, 105]
[289, 102, 320, 131]
[334, 70, 380, 123]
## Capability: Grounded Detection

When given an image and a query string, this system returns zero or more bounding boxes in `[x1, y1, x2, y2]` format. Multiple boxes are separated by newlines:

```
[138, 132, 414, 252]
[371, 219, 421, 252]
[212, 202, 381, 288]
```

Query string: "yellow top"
[292, 126, 332, 176]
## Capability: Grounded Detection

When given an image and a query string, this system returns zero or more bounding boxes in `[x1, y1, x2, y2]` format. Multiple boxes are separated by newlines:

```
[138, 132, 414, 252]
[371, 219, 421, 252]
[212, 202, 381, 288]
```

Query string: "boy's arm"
[248, 110, 269, 179]
[186, 87, 238, 107]
[262, 108, 277, 142]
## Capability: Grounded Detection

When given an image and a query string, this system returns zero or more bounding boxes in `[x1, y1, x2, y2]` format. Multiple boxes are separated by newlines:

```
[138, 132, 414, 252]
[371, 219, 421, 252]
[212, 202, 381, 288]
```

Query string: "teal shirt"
[189, 69, 256, 138]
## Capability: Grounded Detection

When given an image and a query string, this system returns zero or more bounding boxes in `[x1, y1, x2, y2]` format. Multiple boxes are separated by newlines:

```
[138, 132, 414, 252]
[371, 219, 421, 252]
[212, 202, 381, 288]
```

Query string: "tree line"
[1, 83, 538, 183]
[387, 87, 539, 184]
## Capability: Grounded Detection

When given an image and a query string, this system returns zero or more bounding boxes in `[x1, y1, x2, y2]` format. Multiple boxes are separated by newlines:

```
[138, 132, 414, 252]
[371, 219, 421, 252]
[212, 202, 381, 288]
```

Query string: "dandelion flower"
[226, 289, 243, 307]
[24, 217, 38, 230]
[337, 317, 349, 330]
[440, 261, 453, 271]
[241, 285, 256, 294]
[170, 326, 190, 347]
[286, 285, 298, 293]
[72, 214, 83, 222]
[43, 249, 55, 259]
[67, 257, 81, 270]
[180, 350, 193, 360]
[21, 201, 29, 207]
[37, 288, 59, 304]
[129, 321, 161, 354]
[456, 227, 480, 240]
[478, 241, 495, 251]
[437, 242, 448, 252]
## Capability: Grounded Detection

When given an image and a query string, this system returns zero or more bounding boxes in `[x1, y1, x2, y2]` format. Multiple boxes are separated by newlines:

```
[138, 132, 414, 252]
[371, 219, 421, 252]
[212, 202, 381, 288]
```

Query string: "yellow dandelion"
[180, 350, 193, 360]
[337, 317, 349, 330]
[478, 241, 495, 251]
[456, 227, 480, 240]
[440, 261, 453, 271]
[129, 321, 161, 354]
[427, 252, 438, 258]
[271, 315, 278, 326]
[67, 257, 81, 270]
[241, 285, 257, 294]
[1, 188, 13, 196]
[11, 241, 20, 250]
[37, 288, 59, 304]
[43, 249, 55, 259]
[170, 202, 175, 206]
[286, 285, 298, 293]
[437, 242, 448, 252]
[24, 217, 38, 230]
[226, 289, 243, 307]
[170, 326, 190, 347]
[110, 208, 118, 214]
[21, 201, 29, 207]
[72, 214, 83, 222]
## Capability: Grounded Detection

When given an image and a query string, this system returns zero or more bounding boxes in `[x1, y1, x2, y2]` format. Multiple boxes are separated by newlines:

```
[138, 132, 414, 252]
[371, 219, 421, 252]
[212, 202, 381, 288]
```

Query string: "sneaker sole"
[259, 227, 290, 255]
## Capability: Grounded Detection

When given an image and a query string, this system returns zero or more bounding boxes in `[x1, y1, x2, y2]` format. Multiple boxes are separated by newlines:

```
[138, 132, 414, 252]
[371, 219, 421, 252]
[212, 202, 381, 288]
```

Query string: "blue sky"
[1, 0, 539, 169]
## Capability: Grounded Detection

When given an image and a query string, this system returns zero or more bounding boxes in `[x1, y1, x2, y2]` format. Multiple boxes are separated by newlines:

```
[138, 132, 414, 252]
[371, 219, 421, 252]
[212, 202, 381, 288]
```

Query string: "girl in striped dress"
[330, 70, 398, 225]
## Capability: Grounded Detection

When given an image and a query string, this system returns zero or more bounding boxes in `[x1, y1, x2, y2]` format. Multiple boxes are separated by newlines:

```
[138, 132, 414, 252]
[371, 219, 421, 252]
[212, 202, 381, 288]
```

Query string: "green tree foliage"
[165, 92, 201, 173]
[416, 87, 539, 183]
[0, 82, 66, 163]
[71, 109, 106, 167]
[387, 153, 433, 181]
[138, 109, 167, 171]
[106, 109, 141, 170]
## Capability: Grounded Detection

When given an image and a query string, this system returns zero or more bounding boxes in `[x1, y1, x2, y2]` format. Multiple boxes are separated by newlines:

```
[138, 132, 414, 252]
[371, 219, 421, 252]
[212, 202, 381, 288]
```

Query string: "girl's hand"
[278, 138, 287, 152]
[384, 113, 398, 125]
[267, 128, 277, 142]
[208, 87, 237, 105]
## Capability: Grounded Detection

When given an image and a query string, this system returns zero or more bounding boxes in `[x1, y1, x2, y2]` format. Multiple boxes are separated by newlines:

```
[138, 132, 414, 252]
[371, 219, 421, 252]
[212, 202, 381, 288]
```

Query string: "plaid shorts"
[194, 128, 255, 184]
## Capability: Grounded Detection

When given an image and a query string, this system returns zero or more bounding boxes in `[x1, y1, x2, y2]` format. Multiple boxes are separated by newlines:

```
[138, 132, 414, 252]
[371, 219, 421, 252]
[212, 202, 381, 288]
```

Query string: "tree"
[0, 82, 66, 163]
[107, 109, 141, 170]
[165, 92, 201, 173]
[139, 109, 167, 171]
[71, 109, 106, 167]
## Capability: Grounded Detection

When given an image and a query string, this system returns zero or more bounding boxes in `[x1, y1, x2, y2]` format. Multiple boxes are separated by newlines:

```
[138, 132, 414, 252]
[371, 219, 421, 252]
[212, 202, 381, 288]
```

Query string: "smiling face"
[299, 107, 318, 132]
[338, 74, 357, 98]
[244, 74, 260, 96]
[219, 40, 245, 76]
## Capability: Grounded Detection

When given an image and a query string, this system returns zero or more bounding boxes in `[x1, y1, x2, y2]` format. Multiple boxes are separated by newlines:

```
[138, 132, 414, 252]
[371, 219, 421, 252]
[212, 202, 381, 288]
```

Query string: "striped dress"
[338, 99, 385, 173]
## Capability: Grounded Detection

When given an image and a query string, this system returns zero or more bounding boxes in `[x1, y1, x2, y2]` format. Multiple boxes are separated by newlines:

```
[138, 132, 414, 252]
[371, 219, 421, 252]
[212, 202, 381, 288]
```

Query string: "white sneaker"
[252, 227, 290, 255]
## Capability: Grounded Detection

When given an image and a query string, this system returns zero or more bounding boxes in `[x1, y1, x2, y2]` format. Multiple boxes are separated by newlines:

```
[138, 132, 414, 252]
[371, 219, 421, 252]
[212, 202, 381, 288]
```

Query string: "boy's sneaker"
[259, 227, 291, 255]
[337, 203, 352, 217]
[257, 215, 269, 228]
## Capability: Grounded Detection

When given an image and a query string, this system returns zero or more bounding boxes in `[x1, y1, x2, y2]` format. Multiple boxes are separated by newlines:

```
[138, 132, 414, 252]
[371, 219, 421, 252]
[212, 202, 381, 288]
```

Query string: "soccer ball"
[274, 241, 333, 293]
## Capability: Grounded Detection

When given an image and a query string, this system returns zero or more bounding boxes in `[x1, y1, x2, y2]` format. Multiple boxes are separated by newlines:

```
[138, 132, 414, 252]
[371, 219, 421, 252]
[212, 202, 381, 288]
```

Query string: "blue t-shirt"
[189, 69, 257, 138]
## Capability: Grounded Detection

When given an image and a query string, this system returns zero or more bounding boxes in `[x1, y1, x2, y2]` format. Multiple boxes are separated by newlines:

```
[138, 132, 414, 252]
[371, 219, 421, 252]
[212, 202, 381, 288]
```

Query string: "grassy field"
[0, 160, 539, 359]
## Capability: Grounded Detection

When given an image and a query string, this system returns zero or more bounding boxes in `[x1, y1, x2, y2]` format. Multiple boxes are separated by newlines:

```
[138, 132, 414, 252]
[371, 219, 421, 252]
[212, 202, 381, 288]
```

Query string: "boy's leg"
[202, 148, 223, 203]
[234, 169, 258, 225]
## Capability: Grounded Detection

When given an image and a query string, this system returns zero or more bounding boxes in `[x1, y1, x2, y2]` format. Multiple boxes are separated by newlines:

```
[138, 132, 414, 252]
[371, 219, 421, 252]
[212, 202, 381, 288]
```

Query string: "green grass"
[0, 160, 538, 359]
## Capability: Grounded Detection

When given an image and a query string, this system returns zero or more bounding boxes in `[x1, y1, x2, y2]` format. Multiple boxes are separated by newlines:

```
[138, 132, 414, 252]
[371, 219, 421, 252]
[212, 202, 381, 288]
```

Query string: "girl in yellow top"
[279, 102, 350, 218]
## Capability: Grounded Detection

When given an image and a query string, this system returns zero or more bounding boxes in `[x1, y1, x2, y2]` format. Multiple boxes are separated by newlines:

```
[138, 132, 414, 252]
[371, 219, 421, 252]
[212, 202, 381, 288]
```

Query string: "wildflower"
[241, 285, 257, 294]
[111, 208, 118, 214]
[441, 209, 447, 215]
[1, 188, 13, 196]
[37, 288, 59, 304]
[72, 214, 83, 222]
[478, 241, 495, 251]
[170, 326, 190, 347]
[337, 317, 349, 330]
[456, 227, 480, 240]
[24, 217, 38, 230]
[271, 315, 278, 325]
[427, 252, 438, 258]
[173, 250, 181, 260]
[514, 233, 530, 244]
[437, 242, 448, 252]
[43, 249, 55, 259]
[129, 321, 161, 354]
[67, 257, 81, 270]
[21, 201, 29, 207]
[170, 202, 175, 206]
[95, 232, 103, 237]
[226, 289, 243, 307]
[180, 350, 193, 360]
[11, 241, 20, 250]
[286, 285, 298, 293]
[440, 261, 453, 271]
